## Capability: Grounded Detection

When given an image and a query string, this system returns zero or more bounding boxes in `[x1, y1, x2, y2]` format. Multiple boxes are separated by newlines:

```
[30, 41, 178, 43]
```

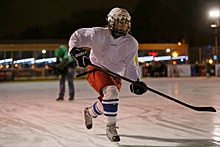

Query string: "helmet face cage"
[107, 8, 131, 37]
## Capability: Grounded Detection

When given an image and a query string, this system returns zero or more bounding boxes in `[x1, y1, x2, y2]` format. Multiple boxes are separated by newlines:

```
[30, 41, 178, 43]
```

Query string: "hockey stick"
[76, 69, 97, 78]
[89, 63, 216, 112]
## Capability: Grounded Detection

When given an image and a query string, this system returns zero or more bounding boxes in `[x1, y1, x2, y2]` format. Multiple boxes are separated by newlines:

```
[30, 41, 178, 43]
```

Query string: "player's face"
[115, 19, 129, 31]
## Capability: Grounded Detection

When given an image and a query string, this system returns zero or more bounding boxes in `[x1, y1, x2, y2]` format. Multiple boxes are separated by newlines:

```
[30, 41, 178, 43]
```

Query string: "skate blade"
[82, 108, 92, 130]
[108, 135, 120, 142]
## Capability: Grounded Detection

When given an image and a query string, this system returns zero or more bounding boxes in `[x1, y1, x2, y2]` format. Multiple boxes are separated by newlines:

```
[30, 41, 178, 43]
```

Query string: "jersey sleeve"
[124, 39, 140, 81]
[68, 28, 95, 55]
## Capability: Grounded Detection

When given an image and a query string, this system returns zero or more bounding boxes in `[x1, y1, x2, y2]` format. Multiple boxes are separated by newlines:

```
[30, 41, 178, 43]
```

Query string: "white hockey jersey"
[68, 27, 140, 81]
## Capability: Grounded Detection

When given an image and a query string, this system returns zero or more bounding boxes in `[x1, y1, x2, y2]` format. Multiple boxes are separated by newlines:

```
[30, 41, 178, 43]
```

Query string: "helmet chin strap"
[111, 29, 126, 39]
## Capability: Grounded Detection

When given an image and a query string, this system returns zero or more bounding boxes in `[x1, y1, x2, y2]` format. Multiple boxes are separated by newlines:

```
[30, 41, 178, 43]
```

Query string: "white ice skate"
[106, 124, 120, 142]
[82, 107, 96, 129]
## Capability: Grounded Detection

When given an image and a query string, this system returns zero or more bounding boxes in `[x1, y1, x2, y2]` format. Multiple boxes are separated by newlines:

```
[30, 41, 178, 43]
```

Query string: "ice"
[0, 77, 220, 147]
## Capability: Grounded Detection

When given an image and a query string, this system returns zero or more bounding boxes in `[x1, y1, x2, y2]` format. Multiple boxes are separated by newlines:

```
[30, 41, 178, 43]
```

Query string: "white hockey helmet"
[107, 7, 131, 37]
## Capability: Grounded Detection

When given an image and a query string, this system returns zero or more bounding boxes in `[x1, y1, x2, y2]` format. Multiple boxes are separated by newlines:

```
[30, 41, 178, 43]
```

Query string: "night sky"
[0, 0, 220, 47]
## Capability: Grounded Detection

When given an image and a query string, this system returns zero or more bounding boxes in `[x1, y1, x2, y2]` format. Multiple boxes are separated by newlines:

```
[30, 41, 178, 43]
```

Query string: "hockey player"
[69, 7, 147, 142]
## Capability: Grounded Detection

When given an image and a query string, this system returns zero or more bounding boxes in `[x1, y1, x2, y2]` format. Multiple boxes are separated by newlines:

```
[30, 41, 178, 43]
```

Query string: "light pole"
[209, 10, 220, 63]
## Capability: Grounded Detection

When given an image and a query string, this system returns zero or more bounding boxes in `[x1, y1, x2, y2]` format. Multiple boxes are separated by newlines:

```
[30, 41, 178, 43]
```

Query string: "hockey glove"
[70, 47, 90, 68]
[130, 80, 147, 95]
[48, 63, 67, 76]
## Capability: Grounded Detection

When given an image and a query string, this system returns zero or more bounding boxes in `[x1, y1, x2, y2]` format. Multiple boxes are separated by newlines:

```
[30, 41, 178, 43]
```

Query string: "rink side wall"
[140, 64, 220, 77]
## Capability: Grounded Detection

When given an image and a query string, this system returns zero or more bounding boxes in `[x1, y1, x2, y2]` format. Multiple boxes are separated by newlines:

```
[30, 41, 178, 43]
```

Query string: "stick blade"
[193, 106, 216, 112]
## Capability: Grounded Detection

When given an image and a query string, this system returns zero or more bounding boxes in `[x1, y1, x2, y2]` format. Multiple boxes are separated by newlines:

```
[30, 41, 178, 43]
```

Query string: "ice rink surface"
[0, 77, 220, 147]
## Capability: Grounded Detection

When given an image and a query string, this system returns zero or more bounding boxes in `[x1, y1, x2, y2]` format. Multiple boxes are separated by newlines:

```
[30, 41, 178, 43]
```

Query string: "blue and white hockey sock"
[101, 85, 119, 125]
[88, 100, 103, 117]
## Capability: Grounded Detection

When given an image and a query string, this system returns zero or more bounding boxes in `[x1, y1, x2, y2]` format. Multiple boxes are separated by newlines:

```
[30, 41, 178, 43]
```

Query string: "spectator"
[55, 45, 76, 101]
[205, 60, 211, 78]
[195, 61, 199, 76]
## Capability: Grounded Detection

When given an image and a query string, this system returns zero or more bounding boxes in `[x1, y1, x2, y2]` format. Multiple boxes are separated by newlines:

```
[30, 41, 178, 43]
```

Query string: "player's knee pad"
[102, 85, 119, 124]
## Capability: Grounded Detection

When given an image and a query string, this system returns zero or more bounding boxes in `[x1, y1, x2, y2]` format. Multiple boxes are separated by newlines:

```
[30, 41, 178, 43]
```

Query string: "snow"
[0, 77, 220, 147]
